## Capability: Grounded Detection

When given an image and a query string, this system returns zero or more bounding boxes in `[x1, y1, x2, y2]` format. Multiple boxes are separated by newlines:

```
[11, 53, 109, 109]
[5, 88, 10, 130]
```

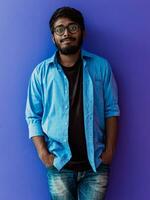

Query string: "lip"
[62, 40, 73, 45]
[61, 38, 75, 43]
[62, 39, 72, 43]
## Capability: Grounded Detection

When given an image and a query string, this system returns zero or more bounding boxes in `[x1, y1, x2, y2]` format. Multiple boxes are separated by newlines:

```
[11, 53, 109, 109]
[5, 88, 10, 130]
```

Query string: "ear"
[52, 35, 55, 44]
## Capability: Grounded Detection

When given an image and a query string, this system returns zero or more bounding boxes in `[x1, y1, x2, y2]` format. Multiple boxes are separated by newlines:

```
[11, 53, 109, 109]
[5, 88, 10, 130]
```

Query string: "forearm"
[32, 136, 54, 167]
[32, 136, 48, 155]
[32, 136, 51, 160]
[100, 116, 118, 164]
[105, 116, 118, 154]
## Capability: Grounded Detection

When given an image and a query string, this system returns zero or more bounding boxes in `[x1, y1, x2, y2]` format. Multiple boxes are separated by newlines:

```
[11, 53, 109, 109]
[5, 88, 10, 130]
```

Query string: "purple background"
[0, 0, 150, 199]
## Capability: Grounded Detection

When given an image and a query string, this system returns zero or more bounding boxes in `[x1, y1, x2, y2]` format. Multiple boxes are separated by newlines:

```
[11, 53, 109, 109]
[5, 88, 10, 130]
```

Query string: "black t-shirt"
[57, 54, 92, 171]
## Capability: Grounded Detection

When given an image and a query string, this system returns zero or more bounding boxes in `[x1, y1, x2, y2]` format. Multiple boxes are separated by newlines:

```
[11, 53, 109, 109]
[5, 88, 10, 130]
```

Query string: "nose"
[63, 27, 70, 37]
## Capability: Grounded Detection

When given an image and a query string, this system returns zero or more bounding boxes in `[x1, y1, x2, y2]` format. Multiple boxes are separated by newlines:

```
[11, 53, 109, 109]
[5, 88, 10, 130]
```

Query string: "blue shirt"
[25, 50, 120, 172]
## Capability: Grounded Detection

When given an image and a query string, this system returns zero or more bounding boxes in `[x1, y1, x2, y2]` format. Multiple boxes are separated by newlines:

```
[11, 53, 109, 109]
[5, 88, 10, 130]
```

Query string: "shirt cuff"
[105, 111, 120, 118]
[28, 121, 44, 139]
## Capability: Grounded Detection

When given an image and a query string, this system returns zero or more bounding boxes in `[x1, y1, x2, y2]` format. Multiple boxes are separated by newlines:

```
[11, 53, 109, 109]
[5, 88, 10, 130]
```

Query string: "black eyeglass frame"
[53, 23, 80, 36]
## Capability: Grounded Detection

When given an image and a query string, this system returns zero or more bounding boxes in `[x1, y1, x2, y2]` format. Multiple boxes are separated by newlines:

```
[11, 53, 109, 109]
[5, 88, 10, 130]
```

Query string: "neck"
[58, 50, 81, 67]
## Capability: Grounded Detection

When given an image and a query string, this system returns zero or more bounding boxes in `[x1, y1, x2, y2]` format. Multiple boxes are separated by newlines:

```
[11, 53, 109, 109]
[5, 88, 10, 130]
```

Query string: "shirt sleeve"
[25, 67, 44, 139]
[103, 60, 120, 118]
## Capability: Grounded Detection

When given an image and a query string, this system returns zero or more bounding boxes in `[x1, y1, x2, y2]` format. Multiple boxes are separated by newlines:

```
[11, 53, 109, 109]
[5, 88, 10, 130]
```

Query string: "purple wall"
[0, 0, 150, 199]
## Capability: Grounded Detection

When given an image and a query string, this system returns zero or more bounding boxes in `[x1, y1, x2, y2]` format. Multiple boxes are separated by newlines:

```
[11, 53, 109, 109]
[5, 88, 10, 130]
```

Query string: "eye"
[55, 26, 65, 34]
[69, 24, 78, 32]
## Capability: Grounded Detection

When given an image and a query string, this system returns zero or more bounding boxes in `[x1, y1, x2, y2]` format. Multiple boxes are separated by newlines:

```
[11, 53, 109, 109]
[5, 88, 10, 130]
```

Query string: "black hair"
[49, 7, 85, 34]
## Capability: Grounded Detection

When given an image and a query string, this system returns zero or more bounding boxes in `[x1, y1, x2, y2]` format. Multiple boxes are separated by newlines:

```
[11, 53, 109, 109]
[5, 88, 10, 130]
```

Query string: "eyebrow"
[54, 22, 77, 28]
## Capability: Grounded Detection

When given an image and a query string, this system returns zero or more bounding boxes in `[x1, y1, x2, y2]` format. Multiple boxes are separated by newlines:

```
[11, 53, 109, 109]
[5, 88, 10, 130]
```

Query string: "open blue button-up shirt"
[25, 50, 120, 172]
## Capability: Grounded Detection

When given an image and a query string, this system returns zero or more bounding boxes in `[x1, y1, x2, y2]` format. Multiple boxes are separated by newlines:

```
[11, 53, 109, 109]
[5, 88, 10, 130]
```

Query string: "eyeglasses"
[53, 23, 80, 36]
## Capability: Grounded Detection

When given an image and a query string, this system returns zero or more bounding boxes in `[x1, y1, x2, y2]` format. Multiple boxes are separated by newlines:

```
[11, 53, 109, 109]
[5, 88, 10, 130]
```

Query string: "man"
[25, 7, 120, 200]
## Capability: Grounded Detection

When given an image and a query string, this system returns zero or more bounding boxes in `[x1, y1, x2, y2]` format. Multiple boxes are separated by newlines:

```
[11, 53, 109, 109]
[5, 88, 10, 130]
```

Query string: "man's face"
[52, 17, 84, 55]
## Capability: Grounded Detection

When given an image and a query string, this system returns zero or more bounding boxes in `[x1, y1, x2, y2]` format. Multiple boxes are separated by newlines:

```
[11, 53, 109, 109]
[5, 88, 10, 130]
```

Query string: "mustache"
[60, 37, 76, 43]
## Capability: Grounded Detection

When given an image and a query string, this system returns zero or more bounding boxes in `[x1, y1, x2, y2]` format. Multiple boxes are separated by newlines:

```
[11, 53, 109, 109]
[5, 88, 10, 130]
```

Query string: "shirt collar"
[46, 49, 93, 69]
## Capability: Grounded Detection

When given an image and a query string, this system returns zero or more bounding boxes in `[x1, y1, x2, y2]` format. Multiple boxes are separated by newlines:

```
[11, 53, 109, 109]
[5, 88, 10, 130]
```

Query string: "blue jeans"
[47, 163, 110, 200]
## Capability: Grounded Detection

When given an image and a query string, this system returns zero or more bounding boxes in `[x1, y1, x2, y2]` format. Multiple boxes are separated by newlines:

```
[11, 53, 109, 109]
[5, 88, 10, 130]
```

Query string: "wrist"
[38, 148, 49, 160]
[105, 146, 115, 154]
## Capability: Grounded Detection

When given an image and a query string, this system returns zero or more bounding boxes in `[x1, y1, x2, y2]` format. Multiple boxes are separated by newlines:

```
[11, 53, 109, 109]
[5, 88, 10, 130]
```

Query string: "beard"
[59, 45, 80, 55]
[54, 33, 83, 55]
